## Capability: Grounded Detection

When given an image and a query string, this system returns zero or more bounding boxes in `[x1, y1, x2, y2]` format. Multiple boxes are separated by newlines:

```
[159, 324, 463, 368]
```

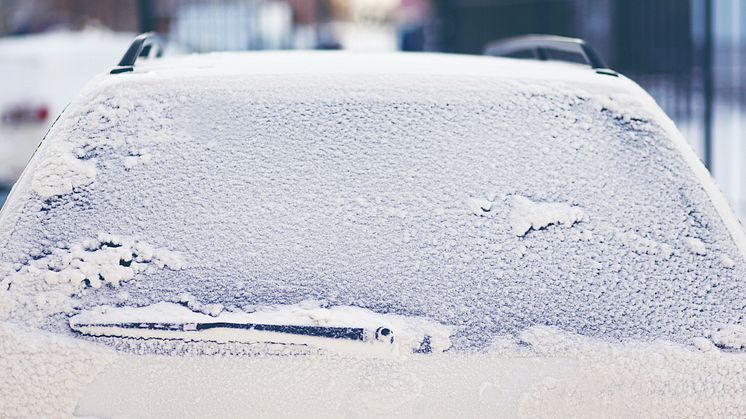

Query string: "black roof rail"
[483, 34, 617, 76]
[110, 32, 165, 75]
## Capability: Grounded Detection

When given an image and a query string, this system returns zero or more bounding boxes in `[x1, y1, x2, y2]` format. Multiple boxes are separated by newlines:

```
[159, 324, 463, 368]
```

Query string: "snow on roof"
[126, 50, 638, 94]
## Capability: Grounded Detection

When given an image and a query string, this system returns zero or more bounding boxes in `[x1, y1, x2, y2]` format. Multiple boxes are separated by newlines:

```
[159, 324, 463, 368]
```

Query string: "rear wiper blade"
[197, 322, 371, 340]
[71, 320, 394, 343]
[68, 302, 451, 355]
[70, 319, 394, 348]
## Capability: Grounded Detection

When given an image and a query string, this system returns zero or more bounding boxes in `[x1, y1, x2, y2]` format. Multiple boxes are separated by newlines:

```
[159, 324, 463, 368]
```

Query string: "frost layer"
[0, 73, 745, 351]
[0, 234, 183, 325]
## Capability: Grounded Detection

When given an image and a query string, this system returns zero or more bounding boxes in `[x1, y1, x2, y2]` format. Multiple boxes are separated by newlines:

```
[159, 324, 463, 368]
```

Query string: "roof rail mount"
[483, 34, 617, 76]
[110, 32, 165, 75]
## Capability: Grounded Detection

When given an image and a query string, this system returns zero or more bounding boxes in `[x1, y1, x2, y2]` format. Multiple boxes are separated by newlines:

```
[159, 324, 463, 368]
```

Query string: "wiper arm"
[68, 302, 451, 355]
[72, 320, 394, 344]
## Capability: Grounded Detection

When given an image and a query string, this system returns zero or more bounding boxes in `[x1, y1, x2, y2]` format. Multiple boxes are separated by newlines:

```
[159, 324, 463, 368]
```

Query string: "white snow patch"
[592, 93, 657, 123]
[711, 324, 746, 350]
[124, 149, 152, 170]
[720, 254, 736, 269]
[466, 197, 493, 216]
[37, 233, 184, 288]
[30, 143, 96, 197]
[1, 234, 184, 324]
[616, 231, 673, 258]
[176, 293, 224, 317]
[691, 336, 716, 352]
[684, 237, 707, 255]
[509, 195, 585, 237]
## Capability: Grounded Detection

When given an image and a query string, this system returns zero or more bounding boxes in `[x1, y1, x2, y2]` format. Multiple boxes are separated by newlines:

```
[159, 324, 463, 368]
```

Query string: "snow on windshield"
[0, 74, 745, 356]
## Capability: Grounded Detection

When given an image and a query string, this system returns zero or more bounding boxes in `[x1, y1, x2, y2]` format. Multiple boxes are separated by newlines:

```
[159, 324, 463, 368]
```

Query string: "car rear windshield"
[1, 74, 744, 352]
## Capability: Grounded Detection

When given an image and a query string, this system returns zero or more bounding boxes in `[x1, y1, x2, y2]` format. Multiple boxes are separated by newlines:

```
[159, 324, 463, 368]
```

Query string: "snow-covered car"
[1, 34, 746, 417]
[0, 30, 134, 188]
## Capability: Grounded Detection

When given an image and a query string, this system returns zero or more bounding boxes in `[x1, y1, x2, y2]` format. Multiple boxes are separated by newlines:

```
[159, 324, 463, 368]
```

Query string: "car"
[0, 29, 134, 193]
[1, 33, 746, 417]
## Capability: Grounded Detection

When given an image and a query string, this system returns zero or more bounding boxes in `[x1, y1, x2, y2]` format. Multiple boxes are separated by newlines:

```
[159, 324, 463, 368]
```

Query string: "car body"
[1, 49, 746, 417]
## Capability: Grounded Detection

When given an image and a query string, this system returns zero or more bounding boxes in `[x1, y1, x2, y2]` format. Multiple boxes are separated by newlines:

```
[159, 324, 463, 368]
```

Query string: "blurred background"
[0, 0, 744, 223]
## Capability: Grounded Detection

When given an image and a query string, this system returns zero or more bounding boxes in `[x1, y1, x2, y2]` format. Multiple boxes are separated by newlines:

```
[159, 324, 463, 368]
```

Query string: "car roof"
[124, 50, 642, 97]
